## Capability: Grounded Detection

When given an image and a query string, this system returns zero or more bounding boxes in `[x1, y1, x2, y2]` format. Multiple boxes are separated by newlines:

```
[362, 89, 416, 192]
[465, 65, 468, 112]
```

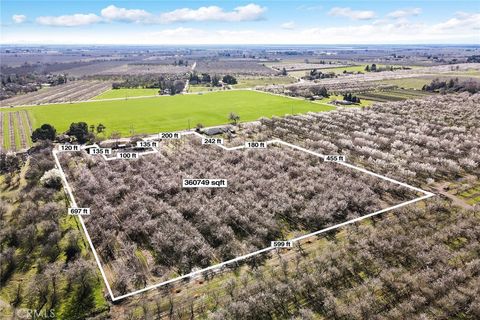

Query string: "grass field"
[379, 73, 480, 90]
[12, 113, 21, 149]
[289, 64, 415, 77]
[288, 70, 309, 78]
[188, 77, 297, 92]
[378, 77, 431, 89]
[319, 65, 367, 74]
[2, 114, 9, 149]
[93, 88, 160, 100]
[459, 184, 480, 205]
[187, 85, 223, 93]
[1, 111, 34, 151]
[3, 90, 334, 138]
[319, 94, 374, 107]
[233, 76, 297, 88]
[357, 88, 432, 102]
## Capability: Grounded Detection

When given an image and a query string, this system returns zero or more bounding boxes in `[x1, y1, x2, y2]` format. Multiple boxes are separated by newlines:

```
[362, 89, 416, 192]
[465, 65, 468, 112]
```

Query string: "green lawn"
[187, 85, 222, 93]
[93, 88, 160, 100]
[290, 64, 416, 76]
[319, 65, 367, 74]
[12, 114, 21, 149]
[357, 89, 432, 102]
[288, 70, 309, 78]
[319, 94, 374, 107]
[233, 76, 297, 88]
[6, 90, 334, 137]
[2, 113, 9, 149]
[379, 77, 431, 89]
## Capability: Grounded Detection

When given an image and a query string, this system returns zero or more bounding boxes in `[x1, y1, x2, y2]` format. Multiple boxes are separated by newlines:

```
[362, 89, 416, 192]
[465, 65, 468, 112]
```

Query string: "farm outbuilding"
[332, 100, 354, 105]
[204, 126, 236, 136]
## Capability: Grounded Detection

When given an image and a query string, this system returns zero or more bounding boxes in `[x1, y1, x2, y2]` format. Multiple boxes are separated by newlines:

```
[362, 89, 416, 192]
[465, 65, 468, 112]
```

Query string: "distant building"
[204, 127, 225, 136]
[204, 126, 235, 136]
[332, 100, 354, 105]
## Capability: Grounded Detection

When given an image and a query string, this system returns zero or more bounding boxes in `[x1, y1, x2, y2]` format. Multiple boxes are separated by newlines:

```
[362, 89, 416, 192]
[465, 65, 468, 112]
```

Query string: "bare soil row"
[0, 80, 112, 107]
[0, 110, 33, 151]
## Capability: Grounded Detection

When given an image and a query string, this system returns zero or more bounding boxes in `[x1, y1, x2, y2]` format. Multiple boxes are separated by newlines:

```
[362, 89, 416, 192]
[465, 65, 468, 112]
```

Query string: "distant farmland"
[92, 88, 160, 100]
[0, 90, 334, 146]
[0, 110, 33, 152]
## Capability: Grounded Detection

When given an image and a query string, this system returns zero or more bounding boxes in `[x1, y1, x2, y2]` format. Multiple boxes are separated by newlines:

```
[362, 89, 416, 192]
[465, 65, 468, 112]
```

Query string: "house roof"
[205, 127, 225, 135]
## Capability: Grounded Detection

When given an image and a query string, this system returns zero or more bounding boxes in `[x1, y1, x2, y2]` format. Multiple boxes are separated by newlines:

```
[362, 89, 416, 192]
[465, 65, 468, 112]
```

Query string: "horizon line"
[2, 43, 480, 47]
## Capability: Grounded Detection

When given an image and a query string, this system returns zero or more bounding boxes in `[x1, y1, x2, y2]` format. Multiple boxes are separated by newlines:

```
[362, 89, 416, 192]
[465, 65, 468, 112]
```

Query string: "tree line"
[422, 78, 480, 94]
[31, 122, 106, 145]
[1, 73, 68, 101]
[189, 72, 238, 86]
[111, 75, 186, 95]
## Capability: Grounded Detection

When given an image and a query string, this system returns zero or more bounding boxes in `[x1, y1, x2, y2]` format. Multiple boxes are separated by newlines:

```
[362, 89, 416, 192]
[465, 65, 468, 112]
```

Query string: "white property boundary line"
[52, 130, 435, 302]
[52, 149, 116, 300]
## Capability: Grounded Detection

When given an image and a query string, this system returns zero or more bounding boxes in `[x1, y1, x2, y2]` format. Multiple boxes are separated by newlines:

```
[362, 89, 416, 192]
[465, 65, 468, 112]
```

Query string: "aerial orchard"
[59, 137, 416, 295]
[58, 92, 478, 296]
[241, 93, 480, 184]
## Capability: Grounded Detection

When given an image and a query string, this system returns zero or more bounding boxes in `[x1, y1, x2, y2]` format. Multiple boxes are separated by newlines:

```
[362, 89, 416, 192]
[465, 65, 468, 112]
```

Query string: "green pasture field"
[93, 88, 160, 100]
[0, 111, 34, 151]
[12, 114, 21, 149]
[187, 85, 222, 93]
[319, 65, 367, 74]
[4, 90, 335, 137]
[287, 70, 309, 78]
[2, 114, 9, 149]
[378, 77, 431, 89]
[444, 68, 480, 77]
[233, 76, 297, 88]
[290, 64, 418, 76]
[287, 66, 366, 77]
[379, 73, 480, 90]
[322, 94, 374, 107]
[287, 65, 366, 76]
[357, 88, 432, 102]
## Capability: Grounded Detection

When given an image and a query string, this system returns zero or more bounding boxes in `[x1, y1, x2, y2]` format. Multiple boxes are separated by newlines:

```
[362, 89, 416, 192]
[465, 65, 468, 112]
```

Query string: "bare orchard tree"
[228, 112, 240, 125]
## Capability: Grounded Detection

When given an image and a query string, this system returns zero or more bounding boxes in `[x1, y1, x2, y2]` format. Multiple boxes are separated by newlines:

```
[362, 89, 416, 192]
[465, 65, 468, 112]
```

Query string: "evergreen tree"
[31, 124, 56, 142]
[67, 122, 90, 144]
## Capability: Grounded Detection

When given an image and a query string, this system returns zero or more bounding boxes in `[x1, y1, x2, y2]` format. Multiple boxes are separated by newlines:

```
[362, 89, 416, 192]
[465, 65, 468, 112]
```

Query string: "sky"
[1, 1, 479, 45]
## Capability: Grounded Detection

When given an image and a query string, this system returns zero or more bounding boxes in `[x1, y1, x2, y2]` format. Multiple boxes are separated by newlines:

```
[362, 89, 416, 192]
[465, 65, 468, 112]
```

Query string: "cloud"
[387, 8, 422, 19]
[100, 5, 151, 22]
[281, 21, 295, 29]
[430, 12, 480, 31]
[329, 7, 375, 20]
[4, 18, 478, 44]
[31, 3, 266, 27]
[11, 8, 478, 44]
[12, 14, 27, 24]
[159, 3, 266, 23]
[36, 13, 101, 27]
[296, 5, 323, 11]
